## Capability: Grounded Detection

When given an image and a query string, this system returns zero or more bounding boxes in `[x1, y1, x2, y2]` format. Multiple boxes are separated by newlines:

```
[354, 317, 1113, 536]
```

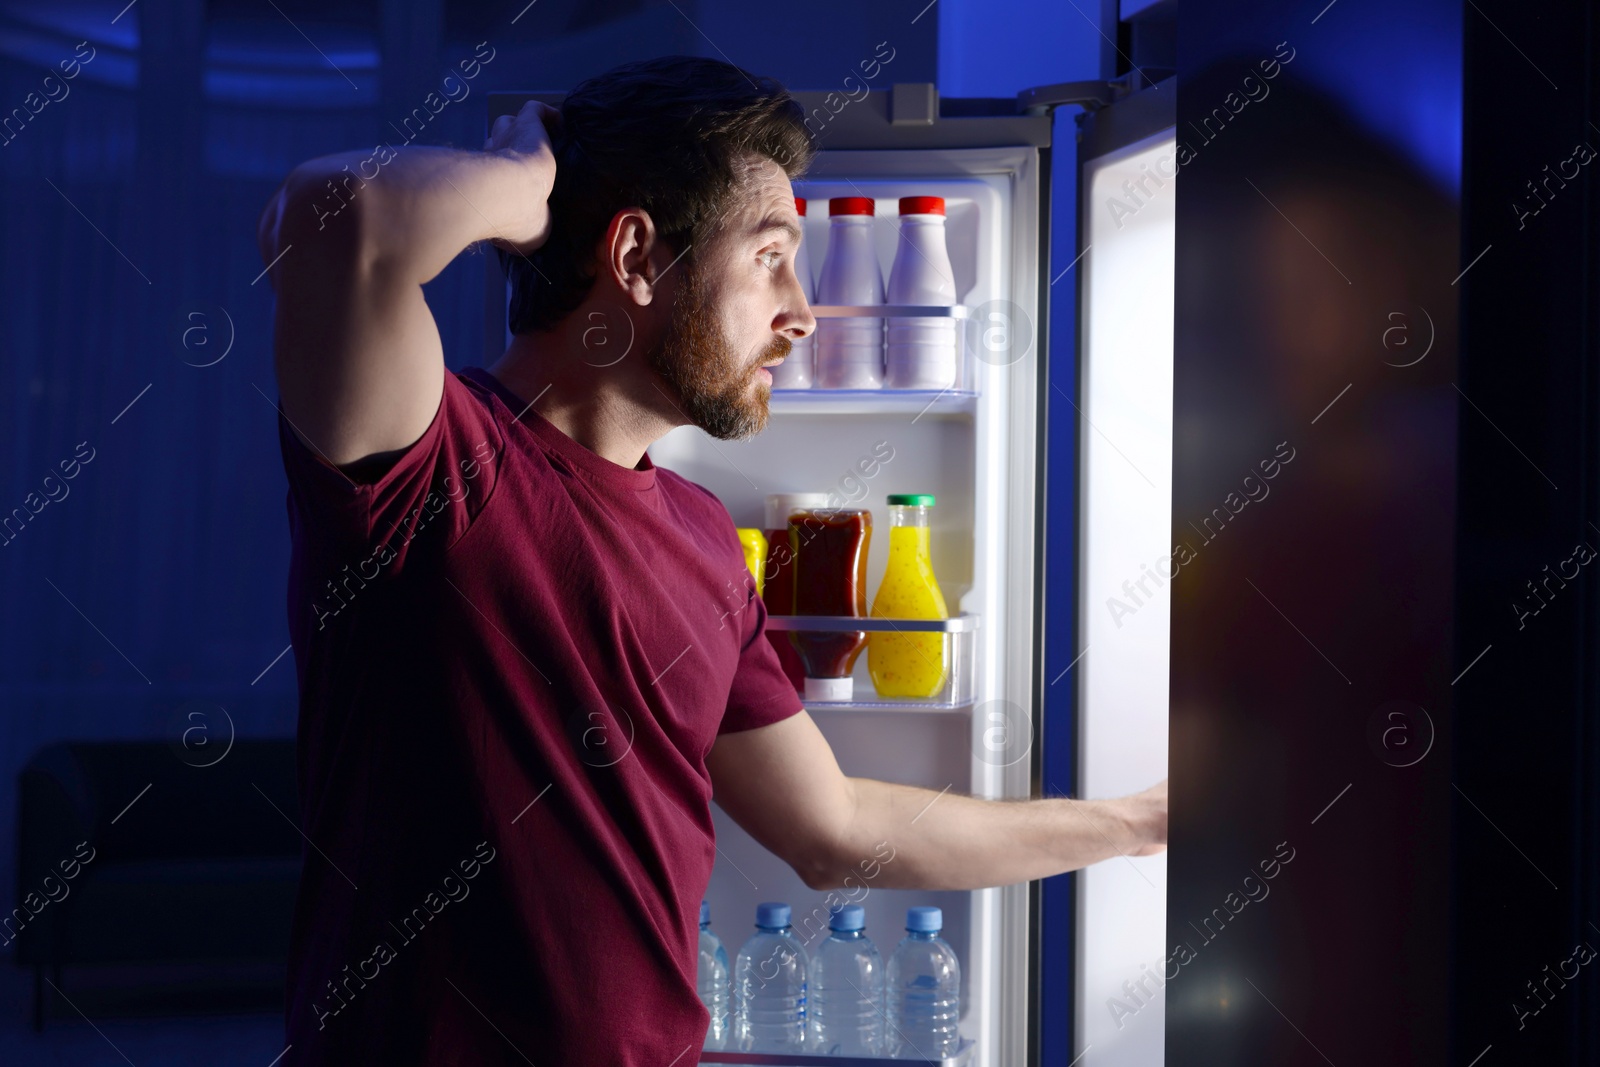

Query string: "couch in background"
[13, 739, 302, 1029]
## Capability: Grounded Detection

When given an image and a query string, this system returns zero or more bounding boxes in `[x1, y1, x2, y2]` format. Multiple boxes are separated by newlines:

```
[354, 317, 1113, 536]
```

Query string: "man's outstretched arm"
[706, 709, 1167, 892]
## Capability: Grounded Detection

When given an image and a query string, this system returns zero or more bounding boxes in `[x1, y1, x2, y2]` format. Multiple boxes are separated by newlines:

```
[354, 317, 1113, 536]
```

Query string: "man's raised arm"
[255, 101, 559, 470]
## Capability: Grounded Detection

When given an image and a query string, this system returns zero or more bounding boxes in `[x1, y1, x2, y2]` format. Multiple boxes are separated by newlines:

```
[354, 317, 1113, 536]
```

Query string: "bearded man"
[256, 54, 1166, 1067]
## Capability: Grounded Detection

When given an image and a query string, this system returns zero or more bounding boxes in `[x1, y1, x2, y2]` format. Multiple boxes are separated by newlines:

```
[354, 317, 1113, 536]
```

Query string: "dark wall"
[0, 0, 938, 955]
[1166, 1, 1462, 1063]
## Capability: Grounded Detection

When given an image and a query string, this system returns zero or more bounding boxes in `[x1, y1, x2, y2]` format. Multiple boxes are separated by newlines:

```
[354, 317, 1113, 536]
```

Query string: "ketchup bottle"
[788, 507, 873, 701]
[762, 493, 831, 692]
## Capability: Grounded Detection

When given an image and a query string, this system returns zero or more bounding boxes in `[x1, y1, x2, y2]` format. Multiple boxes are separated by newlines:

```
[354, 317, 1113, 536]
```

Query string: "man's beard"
[647, 260, 791, 441]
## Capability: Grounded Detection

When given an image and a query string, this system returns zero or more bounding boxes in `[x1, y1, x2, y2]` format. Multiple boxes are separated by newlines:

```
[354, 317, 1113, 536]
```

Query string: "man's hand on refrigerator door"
[483, 100, 560, 258]
[1119, 777, 1168, 857]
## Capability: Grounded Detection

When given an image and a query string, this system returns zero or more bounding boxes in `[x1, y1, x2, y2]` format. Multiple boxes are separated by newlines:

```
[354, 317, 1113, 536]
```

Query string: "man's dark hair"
[499, 55, 817, 335]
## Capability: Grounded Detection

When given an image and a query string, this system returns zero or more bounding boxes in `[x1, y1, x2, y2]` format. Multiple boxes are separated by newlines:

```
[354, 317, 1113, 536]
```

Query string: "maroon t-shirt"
[274, 365, 802, 1066]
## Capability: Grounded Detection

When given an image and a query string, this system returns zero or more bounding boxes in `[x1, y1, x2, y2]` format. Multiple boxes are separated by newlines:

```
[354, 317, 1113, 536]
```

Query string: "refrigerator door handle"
[1017, 71, 1158, 115]
[1015, 80, 1115, 115]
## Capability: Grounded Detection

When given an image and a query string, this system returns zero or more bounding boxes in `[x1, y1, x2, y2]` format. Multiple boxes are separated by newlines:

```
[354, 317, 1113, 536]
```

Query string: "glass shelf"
[767, 388, 976, 417]
[808, 304, 970, 319]
[771, 304, 976, 406]
[765, 614, 979, 710]
[798, 696, 974, 713]
[700, 1037, 974, 1066]
[763, 615, 978, 634]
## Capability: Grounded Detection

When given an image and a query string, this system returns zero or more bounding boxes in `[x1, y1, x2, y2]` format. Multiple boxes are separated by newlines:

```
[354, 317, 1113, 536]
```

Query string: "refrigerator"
[485, 79, 1161, 1067]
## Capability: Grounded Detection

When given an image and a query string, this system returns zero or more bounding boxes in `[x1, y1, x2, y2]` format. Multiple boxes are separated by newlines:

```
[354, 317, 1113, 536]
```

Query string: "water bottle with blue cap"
[885, 905, 961, 1058]
[731, 901, 809, 1052]
[697, 899, 730, 1049]
[807, 903, 885, 1054]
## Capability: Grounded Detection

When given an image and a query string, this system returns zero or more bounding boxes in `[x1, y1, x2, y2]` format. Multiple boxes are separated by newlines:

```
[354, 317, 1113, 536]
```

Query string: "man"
[257, 54, 1166, 1066]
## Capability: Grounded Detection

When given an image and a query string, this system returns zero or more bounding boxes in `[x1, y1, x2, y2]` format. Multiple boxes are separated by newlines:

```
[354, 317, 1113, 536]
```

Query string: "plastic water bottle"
[807, 903, 885, 1055]
[815, 197, 884, 390]
[732, 901, 809, 1052]
[885, 906, 961, 1059]
[698, 900, 730, 1050]
[885, 196, 958, 390]
[771, 196, 816, 390]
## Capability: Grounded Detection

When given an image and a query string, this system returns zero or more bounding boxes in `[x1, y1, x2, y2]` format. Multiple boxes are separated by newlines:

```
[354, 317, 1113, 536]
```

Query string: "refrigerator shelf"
[781, 304, 976, 396]
[801, 696, 974, 713]
[767, 615, 978, 708]
[767, 388, 977, 417]
[763, 615, 979, 634]
[808, 304, 971, 319]
[699, 1038, 974, 1066]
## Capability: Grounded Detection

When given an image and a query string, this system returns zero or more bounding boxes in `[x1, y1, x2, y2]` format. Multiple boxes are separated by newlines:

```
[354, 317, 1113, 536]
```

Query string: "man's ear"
[603, 208, 667, 308]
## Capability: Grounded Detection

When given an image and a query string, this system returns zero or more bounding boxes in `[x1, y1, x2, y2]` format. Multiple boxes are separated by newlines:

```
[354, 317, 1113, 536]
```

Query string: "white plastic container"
[771, 196, 816, 390]
[814, 196, 884, 390]
[885, 196, 959, 390]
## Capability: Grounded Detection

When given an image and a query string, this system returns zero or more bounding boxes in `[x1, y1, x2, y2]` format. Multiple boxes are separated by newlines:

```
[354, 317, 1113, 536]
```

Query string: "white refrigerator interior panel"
[652, 145, 1041, 1067]
[1074, 131, 1176, 1067]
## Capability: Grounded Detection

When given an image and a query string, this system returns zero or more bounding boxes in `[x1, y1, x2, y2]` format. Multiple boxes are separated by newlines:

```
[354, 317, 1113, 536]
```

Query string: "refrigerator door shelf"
[766, 614, 978, 710]
[798, 695, 973, 713]
[767, 389, 976, 416]
[763, 615, 979, 633]
[699, 1037, 974, 1066]
[792, 303, 974, 395]
[809, 304, 971, 318]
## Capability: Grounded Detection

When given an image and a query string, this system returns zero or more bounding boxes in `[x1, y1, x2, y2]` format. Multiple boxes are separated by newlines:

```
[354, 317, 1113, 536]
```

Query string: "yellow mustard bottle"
[735, 528, 768, 598]
[867, 495, 949, 697]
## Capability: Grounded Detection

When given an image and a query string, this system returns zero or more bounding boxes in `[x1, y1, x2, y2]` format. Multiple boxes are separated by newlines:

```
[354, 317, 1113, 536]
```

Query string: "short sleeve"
[720, 573, 806, 735]
[276, 371, 505, 575]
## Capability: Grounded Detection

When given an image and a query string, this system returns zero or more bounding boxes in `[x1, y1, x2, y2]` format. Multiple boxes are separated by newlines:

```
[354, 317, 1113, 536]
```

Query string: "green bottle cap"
[886, 494, 936, 506]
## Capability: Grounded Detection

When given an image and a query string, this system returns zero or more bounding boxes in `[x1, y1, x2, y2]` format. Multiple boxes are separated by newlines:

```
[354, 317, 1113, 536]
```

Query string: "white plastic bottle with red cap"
[885, 196, 959, 390]
[814, 196, 884, 390]
[771, 196, 815, 389]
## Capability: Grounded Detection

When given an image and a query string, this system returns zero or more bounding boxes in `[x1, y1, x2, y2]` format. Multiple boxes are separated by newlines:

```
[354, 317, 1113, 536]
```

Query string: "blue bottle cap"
[906, 906, 942, 933]
[829, 904, 866, 932]
[700, 899, 711, 925]
[756, 901, 791, 929]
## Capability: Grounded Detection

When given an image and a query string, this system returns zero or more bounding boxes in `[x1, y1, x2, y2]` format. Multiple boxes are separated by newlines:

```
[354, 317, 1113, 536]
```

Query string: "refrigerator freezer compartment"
[765, 614, 979, 710]
[699, 1037, 975, 1066]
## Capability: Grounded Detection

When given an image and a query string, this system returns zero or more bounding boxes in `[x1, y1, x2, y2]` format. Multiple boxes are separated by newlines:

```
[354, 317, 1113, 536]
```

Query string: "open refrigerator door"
[1071, 81, 1174, 1067]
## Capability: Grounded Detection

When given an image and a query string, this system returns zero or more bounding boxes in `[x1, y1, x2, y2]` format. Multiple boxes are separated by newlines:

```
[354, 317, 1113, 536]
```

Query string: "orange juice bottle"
[867, 495, 949, 697]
